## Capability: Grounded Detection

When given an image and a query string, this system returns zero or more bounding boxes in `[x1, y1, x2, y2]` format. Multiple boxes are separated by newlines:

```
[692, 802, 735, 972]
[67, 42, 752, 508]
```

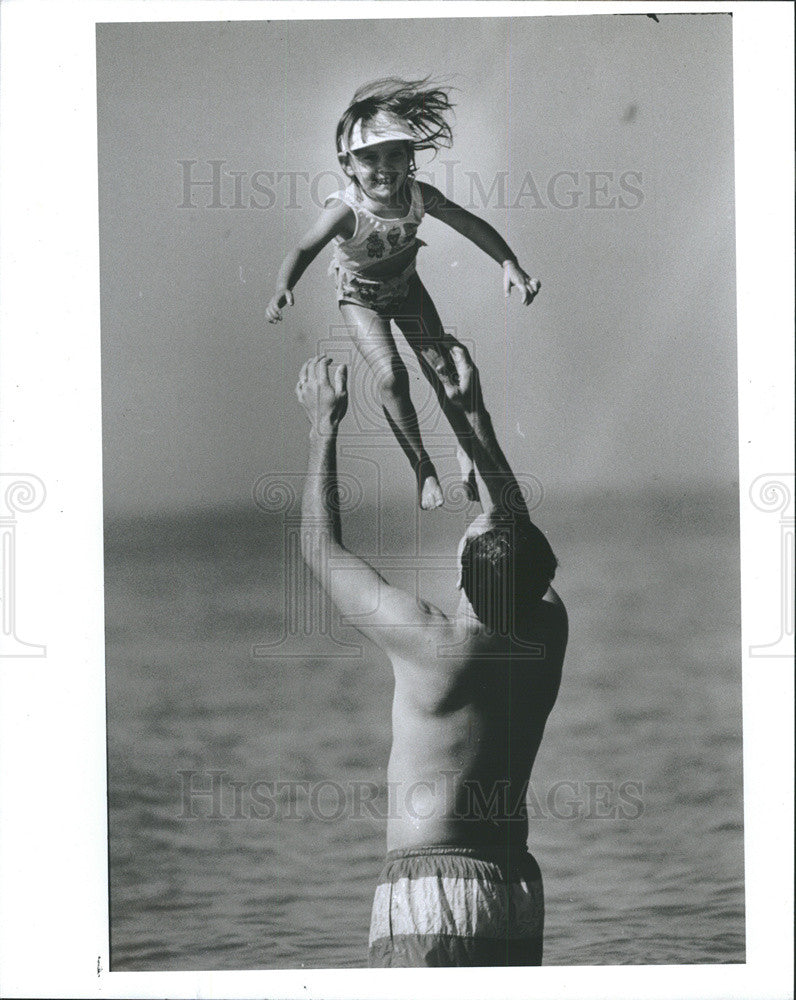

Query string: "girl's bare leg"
[339, 302, 443, 510]
[394, 275, 479, 502]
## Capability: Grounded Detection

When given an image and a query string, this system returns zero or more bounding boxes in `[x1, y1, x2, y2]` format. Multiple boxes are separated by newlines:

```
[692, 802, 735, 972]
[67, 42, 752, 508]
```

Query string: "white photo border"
[0, 2, 792, 999]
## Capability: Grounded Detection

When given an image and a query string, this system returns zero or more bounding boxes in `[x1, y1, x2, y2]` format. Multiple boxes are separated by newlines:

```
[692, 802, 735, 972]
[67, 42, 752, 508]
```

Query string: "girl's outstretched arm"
[266, 200, 354, 323]
[417, 181, 541, 305]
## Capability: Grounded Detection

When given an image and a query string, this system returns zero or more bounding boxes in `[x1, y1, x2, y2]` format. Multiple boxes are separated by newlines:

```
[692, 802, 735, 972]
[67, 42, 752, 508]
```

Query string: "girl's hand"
[502, 261, 541, 305]
[266, 289, 294, 324]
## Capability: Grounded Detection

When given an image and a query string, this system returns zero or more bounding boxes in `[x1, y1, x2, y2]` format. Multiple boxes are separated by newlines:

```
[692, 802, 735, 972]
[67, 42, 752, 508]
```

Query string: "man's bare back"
[386, 589, 567, 852]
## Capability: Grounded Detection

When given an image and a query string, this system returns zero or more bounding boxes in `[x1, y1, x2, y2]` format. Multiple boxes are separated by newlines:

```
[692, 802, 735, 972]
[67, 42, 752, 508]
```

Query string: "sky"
[97, 13, 737, 516]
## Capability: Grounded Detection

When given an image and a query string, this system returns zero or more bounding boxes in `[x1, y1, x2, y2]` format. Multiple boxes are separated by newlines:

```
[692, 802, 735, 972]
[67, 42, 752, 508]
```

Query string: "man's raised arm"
[436, 346, 534, 531]
[296, 356, 446, 653]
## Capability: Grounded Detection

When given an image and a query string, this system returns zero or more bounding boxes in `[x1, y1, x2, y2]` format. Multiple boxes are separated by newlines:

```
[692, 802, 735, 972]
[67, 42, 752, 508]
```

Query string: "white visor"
[343, 110, 417, 153]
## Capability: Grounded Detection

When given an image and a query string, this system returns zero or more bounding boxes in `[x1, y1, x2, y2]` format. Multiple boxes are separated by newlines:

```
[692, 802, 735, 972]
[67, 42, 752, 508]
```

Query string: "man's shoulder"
[374, 594, 456, 661]
[535, 590, 568, 637]
[399, 596, 452, 634]
[517, 589, 569, 651]
[534, 587, 569, 624]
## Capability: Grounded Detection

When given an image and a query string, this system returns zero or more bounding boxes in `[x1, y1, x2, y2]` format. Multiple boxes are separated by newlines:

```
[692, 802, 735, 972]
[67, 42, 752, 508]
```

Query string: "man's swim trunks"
[368, 845, 544, 967]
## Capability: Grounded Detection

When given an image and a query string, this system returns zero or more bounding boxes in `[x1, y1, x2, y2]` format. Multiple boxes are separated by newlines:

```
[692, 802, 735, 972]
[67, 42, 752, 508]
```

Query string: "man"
[295, 344, 568, 967]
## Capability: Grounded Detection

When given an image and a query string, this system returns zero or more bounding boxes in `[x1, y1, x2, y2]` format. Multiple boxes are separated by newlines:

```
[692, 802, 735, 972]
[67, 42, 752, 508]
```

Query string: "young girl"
[267, 78, 540, 509]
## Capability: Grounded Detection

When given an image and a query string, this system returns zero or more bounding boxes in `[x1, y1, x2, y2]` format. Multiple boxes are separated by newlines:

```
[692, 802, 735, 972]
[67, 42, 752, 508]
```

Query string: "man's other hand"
[435, 344, 483, 415]
[296, 355, 349, 435]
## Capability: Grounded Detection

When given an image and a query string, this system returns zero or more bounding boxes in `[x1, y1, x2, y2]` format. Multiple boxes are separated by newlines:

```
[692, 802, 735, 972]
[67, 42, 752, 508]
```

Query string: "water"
[105, 488, 744, 968]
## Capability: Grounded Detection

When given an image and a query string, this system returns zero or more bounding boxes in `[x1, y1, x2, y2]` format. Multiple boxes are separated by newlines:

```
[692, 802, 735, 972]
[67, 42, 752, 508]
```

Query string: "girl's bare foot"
[420, 475, 444, 510]
[418, 456, 444, 510]
[456, 445, 480, 503]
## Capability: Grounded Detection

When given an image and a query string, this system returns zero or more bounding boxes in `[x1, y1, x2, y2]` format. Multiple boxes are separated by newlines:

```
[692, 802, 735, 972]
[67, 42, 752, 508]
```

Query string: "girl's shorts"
[368, 845, 544, 967]
[330, 261, 417, 318]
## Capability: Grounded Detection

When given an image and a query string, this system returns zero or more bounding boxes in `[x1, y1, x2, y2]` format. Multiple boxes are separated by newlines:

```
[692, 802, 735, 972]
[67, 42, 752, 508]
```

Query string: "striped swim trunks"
[368, 845, 544, 967]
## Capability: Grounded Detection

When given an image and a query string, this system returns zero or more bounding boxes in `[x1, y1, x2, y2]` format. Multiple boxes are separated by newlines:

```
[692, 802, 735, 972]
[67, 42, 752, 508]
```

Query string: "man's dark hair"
[460, 522, 557, 634]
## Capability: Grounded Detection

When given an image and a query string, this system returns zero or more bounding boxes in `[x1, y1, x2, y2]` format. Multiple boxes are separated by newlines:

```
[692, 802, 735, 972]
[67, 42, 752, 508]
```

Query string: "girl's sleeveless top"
[325, 180, 426, 276]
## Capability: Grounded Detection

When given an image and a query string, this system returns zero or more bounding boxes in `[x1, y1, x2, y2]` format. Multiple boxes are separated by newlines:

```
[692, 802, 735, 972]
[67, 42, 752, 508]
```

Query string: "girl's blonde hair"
[336, 77, 455, 160]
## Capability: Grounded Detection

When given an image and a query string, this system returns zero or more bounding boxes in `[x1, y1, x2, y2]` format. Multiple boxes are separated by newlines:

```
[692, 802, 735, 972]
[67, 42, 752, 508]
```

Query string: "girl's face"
[342, 140, 411, 204]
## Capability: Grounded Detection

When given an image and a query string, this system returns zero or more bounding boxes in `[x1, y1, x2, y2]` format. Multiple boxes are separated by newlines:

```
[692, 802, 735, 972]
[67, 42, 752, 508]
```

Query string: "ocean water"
[105, 487, 745, 969]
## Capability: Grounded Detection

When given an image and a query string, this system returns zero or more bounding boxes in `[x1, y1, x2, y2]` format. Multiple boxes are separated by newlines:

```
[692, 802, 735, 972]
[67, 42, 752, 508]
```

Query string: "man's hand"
[296, 355, 348, 435]
[266, 288, 295, 323]
[503, 261, 541, 305]
[434, 344, 484, 416]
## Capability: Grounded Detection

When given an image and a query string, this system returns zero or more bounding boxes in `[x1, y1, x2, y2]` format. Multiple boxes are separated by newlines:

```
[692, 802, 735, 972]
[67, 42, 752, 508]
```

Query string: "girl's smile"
[344, 140, 411, 211]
